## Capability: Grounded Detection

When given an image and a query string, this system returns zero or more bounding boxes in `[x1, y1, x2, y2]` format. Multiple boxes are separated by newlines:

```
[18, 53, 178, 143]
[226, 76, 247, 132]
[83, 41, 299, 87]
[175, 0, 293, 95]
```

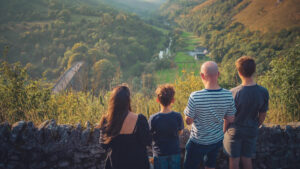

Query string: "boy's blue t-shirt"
[148, 111, 184, 156]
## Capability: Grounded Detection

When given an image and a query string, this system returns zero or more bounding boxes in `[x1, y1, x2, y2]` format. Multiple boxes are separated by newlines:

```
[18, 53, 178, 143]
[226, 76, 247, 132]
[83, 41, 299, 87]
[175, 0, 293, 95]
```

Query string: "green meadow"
[156, 31, 209, 84]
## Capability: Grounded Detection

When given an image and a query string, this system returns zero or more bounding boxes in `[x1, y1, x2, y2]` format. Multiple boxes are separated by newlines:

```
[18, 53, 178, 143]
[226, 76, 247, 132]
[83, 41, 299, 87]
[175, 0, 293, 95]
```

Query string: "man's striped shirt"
[184, 88, 236, 145]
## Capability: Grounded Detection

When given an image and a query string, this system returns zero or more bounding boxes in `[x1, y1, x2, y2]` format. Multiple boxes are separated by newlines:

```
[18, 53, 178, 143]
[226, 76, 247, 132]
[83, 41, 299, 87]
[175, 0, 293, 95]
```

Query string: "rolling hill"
[163, 0, 300, 33]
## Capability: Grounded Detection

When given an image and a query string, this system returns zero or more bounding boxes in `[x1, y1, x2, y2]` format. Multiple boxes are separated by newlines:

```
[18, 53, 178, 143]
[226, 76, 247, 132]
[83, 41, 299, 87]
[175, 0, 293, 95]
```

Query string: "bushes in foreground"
[0, 59, 299, 125]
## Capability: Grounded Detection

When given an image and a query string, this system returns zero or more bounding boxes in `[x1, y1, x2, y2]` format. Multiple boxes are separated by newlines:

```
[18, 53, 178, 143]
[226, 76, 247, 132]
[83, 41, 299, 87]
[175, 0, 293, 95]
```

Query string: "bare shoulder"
[120, 112, 139, 134]
[129, 111, 137, 115]
[128, 112, 138, 120]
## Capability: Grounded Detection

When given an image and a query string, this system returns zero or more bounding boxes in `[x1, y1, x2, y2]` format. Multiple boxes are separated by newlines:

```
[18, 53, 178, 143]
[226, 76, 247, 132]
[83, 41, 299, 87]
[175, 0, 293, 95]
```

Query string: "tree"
[92, 59, 115, 92]
[72, 42, 88, 53]
[101, 13, 113, 25]
[0, 61, 52, 123]
[259, 42, 300, 123]
[67, 53, 83, 68]
[58, 9, 71, 22]
[172, 73, 204, 114]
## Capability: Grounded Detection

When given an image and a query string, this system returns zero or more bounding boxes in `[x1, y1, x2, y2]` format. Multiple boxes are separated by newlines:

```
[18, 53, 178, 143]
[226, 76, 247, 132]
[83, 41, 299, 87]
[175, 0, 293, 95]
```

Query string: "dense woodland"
[0, 0, 169, 92]
[0, 0, 299, 124]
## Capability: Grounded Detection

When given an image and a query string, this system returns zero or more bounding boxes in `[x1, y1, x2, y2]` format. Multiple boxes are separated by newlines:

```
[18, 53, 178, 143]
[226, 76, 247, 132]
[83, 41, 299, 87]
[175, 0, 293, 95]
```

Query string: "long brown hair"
[100, 85, 132, 144]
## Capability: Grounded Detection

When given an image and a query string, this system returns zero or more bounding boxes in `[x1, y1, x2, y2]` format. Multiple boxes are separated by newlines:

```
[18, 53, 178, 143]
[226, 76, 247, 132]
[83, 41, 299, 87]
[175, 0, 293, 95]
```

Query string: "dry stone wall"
[1, 120, 300, 169]
[0, 120, 106, 169]
[179, 124, 300, 169]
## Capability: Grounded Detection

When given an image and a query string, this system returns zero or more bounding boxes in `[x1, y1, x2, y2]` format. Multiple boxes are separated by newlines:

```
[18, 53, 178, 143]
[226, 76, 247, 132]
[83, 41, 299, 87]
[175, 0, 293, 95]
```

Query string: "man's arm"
[185, 116, 194, 125]
[184, 94, 195, 125]
[223, 115, 234, 133]
[178, 130, 183, 135]
[258, 112, 267, 126]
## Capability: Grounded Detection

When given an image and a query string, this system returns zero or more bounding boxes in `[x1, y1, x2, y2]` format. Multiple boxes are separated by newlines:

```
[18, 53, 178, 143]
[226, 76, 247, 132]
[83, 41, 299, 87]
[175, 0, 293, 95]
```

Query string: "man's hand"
[185, 116, 194, 125]
[223, 115, 235, 133]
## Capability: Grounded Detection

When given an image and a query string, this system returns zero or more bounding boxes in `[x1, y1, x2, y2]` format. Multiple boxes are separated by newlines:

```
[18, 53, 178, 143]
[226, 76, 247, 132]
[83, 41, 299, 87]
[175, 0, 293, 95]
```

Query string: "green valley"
[0, 0, 299, 124]
[156, 31, 209, 84]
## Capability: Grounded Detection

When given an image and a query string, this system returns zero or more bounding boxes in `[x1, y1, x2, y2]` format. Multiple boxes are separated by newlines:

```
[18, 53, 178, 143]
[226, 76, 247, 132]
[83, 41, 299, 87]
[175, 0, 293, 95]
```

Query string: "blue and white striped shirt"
[184, 88, 236, 145]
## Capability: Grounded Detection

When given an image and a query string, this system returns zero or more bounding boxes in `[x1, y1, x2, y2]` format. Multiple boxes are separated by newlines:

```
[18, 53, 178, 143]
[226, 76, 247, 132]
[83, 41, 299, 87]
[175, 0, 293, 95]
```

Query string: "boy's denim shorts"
[223, 129, 257, 158]
[154, 153, 181, 169]
[184, 139, 222, 169]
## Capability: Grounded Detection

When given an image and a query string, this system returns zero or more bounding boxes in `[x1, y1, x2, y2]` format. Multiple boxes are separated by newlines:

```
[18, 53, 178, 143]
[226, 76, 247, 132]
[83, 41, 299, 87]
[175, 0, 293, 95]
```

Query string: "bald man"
[183, 61, 236, 169]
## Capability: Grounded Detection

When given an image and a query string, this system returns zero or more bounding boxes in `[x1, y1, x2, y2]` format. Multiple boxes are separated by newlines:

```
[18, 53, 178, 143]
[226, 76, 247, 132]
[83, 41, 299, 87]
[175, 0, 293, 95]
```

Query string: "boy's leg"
[240, 136, 256, 169]
[184, 139, 204, 169]
[168, 153, 181, 169]
[154, 156, 168, 169]
[223, 131, 242, 169]
[229, 157, 240, 169]
[241, 157, 252, 169]
[205, 140, 222, 169]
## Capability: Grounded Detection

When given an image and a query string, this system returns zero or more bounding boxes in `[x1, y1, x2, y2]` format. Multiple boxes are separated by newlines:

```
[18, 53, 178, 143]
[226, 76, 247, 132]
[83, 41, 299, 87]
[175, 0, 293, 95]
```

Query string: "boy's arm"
[258, 88, 269, 126]
[148, 115, 153, 133]
[258, 112, 267, 126]
[178, 113, 184, 135]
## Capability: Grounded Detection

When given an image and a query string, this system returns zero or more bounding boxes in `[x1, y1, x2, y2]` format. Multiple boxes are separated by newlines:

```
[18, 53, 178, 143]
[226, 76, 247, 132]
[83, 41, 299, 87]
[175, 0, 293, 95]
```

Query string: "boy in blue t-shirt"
[149, 84, 184, 169]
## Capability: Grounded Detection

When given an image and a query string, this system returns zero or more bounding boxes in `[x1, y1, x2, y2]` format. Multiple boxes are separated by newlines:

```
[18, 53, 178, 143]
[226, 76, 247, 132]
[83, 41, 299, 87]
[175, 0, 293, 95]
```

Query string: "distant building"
[194, 46, 207, 52]
[159, 51, 164, 59]
[194, 53, 206, 60]
[188, 46, 209, 60]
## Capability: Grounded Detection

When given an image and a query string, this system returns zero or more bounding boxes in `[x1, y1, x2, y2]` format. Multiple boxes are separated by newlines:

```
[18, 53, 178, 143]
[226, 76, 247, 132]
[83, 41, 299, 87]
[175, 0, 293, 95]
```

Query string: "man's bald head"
[201, 61, 219, 77]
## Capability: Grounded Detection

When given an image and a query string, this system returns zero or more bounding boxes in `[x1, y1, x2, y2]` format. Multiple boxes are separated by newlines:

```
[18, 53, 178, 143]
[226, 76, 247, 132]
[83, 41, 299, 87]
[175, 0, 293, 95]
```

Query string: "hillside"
[160, 0, 205, 20]
[163, 0, 300, 33]
[191, 0, 216, 12]
[234, 0, 300, 32]
[0, 0, 167, 92]
[160, 0, 299, 86]
[99, 0, 166, 17]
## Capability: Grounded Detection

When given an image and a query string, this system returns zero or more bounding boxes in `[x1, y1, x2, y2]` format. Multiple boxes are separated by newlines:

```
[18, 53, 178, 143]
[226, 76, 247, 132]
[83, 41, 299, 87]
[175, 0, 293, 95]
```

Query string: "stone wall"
[179, 124, 300, 169]
[1, 120, 300, 169]
[0, 120, 106, 169]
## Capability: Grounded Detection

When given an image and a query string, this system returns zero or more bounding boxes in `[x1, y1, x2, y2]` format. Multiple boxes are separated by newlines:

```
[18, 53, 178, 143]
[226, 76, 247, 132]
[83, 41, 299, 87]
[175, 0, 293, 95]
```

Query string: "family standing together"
[99, 56, 269, 169]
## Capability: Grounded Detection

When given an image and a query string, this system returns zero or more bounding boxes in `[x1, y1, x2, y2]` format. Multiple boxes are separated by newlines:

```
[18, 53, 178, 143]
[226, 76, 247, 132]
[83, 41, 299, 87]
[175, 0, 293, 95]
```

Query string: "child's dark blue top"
[148, 111, 184, 156]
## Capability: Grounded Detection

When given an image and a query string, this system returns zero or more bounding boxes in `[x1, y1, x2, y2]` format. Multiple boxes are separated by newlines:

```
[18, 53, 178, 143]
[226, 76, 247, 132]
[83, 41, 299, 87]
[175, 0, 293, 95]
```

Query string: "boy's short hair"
[235, 56, 256, 77]
[155, 84, 175, 107]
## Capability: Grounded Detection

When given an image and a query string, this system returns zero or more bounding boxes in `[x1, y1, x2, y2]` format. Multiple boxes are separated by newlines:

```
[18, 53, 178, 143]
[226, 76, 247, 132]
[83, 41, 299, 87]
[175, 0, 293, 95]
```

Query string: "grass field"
[155, 31, 209, 84]
[150, 25, 170, 35]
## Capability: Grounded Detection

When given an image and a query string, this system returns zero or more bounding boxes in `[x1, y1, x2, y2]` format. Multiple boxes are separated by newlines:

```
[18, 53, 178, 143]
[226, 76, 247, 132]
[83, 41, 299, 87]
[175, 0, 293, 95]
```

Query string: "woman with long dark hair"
[99, 85, 151, 169]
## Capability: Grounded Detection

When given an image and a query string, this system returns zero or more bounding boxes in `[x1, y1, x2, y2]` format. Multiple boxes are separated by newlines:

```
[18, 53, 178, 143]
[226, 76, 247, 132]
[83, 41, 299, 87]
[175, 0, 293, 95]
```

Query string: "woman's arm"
[99, 128, 111, 150]
[98, 119, 111, 150]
